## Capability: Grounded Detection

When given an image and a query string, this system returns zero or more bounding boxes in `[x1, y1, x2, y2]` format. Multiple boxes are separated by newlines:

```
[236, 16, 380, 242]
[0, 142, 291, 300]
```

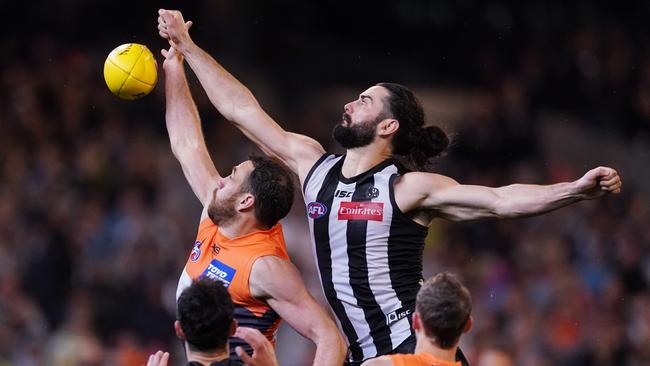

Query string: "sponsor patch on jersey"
[386, 306, 412, 326]
[338, 202, 384, 221]
[190, 240, 202, 262]
[307, 202, 328, 219]
[201, 259, 237, 287]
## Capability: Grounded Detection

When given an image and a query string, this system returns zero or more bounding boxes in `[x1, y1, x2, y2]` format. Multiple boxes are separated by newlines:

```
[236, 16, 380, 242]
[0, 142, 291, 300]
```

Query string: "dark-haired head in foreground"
[415, 272, 472, 349]
[176, 278, 235, 353]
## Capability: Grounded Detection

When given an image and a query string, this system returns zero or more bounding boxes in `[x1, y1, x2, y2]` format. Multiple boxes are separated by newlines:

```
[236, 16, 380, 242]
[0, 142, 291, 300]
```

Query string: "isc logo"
[307, 202, 328, 219]
[335, 190, 354, 198]
[386, 308, 411, 326]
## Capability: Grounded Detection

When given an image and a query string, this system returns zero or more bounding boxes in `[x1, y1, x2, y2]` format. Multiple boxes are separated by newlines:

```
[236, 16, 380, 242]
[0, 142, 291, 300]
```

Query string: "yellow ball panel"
[103, 58, 129, 96]
[129, 46, 157, 86]
[107, 43, 145, 74]
[118, 74, 155, 100]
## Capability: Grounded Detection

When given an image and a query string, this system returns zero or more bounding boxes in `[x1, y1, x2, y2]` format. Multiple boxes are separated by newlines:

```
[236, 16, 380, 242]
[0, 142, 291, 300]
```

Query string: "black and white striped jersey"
[302, 154, 428, 362]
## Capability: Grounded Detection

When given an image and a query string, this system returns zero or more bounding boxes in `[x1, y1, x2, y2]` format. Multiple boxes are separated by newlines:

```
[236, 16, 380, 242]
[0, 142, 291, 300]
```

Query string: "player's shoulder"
[250, 255, 295, 280]
[249, 255, 302, 299]
[361, 355, 395, 366]
[398, 171, 459, 190]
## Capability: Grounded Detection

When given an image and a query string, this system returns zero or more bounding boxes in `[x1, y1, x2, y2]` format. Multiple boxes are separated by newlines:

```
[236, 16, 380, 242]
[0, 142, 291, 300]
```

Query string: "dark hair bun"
[417, 126, 449, 158]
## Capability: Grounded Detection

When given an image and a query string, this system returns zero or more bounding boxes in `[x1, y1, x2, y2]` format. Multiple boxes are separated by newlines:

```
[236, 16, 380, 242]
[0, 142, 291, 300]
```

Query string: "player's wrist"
[163, 58, 184, 72]
[173, 36, 196, 55]
[567, 180, 588, 199]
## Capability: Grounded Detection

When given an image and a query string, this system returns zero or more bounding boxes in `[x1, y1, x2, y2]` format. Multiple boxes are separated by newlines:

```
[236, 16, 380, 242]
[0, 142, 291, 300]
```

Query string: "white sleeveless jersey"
[303, 154, 428, 362]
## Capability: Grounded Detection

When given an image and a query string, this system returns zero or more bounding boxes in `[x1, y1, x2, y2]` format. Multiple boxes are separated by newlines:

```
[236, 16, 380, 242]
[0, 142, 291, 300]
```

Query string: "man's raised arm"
[163, 45, 220, 207]
[158, 9, 325, 180]
[396, 166, 622, 222]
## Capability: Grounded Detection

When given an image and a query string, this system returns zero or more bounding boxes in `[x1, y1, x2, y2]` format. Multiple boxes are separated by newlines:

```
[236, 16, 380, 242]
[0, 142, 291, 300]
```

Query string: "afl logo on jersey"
[190, 240, 202, 262]
[307, 202, 328, 219]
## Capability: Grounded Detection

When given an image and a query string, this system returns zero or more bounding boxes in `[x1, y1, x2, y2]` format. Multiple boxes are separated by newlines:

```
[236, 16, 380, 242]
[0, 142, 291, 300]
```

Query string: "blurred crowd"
[1, 1, 650, 366]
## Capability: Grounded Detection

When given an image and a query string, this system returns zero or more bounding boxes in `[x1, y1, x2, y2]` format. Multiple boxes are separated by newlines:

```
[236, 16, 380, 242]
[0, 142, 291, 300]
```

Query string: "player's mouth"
[342, 113, 352, 125]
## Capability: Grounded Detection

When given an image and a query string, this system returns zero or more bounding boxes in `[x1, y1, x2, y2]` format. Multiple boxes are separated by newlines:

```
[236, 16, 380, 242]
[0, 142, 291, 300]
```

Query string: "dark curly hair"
[177, 279, 234, 352]
[416, 272, 472, 349]
[377, 82, 450, 170]
[241, 155, 296, 228]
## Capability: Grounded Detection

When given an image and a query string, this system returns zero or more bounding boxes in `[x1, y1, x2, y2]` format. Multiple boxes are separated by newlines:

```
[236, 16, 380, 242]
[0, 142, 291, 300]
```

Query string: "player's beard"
[207, 194, 239, 226]
[332, 114, 383, 149]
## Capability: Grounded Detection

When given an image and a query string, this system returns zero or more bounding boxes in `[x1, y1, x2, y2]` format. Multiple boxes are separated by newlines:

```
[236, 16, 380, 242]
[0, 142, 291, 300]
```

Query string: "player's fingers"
[602, 181, 621, 192]
[147, 351, 163, 366]
[160, 352, 169, 366]
[186, 20, 193, 30]
[161, 49, 168, 57]
[600, 177, 620, 187]
[235, 346, 254, 364]
[159, 31, 170, 40]
[235, 327, 265, 348]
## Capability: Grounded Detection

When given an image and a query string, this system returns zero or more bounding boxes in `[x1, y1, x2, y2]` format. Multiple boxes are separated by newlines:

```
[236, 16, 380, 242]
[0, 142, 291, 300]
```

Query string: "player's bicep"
[427, 182, 502, 221]
[401, 172, 501, 221]
[250, 257, 327, 340]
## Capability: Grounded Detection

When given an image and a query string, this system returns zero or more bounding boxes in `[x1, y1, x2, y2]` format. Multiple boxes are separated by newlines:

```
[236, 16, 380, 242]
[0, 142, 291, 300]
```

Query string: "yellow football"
[103, 43, 157, 100]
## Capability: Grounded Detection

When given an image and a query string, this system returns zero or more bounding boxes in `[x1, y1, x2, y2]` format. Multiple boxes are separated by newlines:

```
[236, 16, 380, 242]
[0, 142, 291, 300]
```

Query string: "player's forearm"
[164, 63, 206, 153]
[310, 326, 347, 366]
[180, 42, 260, 123]
[493, 181, 582, 218]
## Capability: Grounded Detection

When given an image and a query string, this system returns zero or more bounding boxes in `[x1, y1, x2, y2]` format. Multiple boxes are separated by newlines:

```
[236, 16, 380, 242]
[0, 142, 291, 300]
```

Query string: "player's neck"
[185, 344, 229, 366]
[414, 336, 458, 364]
[219, 215, 268, 239]
[342, 143, 392, 178]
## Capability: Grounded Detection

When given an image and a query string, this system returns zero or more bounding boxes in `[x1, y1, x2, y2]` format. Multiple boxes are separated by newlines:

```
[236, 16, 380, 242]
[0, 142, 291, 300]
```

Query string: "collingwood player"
[158, 9, 622, 366]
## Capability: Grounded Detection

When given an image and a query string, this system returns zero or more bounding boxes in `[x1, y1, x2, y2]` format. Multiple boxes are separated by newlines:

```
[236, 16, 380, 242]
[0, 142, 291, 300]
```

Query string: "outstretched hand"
[234, 327, 280, 366]
[161, 46, 184, 70]
[146, 351, 169, 366]
[158, 9, 193, 52]
[574, 166, 622, 199]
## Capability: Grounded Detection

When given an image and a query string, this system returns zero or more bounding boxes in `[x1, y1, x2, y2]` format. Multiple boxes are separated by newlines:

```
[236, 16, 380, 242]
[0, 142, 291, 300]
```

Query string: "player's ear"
[377, 118, 399, 136]
[238, 193, 255, 211]
[412, 311, 422, 332]
[174, 320, 185, 340]
[463, 316, 473, 334]
[229, 319, 238, 337]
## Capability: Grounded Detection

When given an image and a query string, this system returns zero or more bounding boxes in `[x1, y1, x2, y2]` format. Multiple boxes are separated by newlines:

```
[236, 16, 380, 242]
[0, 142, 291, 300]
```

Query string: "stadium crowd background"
[1, 1, 649, 365]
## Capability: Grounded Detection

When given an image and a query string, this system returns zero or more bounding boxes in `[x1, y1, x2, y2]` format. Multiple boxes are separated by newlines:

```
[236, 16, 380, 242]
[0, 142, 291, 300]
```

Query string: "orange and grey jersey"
[176, 218, 290, 358]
